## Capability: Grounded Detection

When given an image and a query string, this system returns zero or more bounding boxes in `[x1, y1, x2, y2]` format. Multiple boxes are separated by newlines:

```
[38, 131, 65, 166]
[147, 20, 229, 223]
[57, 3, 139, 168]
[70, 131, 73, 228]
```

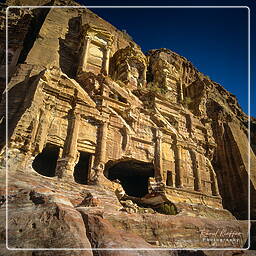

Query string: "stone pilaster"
[57, 109, 81, 179]
[98, 120, 108, 165]
[103, 46, 111, 75]
[90, 119, 109, 184]
[79, 36, 92, 74]
[142, 66, 147, 87]
[33, 106, 52, 154]
[55, 147, 63, 176]
[175, 143, 183, 188]
[188, 114, 193, 135]
[193, 151, 202, 191]
[154, 129, 163, 181]
[121, 126, 131, 153]
[28, 114, 40, 152]
[179, 77, 184, 102]
[210, 167, 220, 196]
[88, 154, 95, 181]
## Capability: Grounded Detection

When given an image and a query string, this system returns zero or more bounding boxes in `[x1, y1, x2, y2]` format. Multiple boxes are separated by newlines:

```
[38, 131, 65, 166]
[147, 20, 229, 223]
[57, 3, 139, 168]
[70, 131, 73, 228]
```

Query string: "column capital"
[69, 109, 81, 120]
[105, 44, 112, 50]
[176, 142, 183, 148]
[73, 107, 81, 116]
[155, 128, 163, 139]
[84, 35, 93, 41]
[99, 119, 109, 126]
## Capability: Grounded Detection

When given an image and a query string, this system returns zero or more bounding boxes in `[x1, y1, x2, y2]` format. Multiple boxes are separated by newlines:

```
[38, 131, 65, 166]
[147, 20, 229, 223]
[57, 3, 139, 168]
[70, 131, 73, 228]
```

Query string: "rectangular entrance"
[74, 151, 92, 185]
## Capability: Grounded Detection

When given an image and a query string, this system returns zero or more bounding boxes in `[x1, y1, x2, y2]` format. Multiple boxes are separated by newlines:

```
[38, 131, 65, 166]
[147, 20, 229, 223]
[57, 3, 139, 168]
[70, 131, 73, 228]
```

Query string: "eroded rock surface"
[0, 171, 252, 255]
[0, 0, 255, 254]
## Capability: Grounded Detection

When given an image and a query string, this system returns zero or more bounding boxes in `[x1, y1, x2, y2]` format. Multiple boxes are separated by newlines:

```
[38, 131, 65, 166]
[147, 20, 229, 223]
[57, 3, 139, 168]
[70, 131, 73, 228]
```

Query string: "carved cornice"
[82, 24, 114, 45]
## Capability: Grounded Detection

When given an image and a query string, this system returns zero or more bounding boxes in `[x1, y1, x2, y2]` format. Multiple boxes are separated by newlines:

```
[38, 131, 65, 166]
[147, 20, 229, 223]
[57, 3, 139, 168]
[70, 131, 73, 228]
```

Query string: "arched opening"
[32, 144, 59, 177]
[105, 160, 154, 197]
[73, 151, 91, 185]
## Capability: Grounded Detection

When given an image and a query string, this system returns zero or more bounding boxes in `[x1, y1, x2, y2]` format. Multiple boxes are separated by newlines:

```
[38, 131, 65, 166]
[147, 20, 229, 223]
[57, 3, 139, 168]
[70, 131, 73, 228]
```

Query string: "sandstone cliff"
[0, 0, 255, 255]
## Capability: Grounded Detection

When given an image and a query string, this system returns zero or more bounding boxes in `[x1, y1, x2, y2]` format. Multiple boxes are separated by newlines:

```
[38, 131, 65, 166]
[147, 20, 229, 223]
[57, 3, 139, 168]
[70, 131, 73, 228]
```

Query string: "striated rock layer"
[0, 0, 255, 255]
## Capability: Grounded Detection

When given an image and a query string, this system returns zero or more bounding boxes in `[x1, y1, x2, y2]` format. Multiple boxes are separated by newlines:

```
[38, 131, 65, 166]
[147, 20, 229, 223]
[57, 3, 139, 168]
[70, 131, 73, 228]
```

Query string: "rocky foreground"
[0, 169, 254, 255]
[0, 0, 256, 255]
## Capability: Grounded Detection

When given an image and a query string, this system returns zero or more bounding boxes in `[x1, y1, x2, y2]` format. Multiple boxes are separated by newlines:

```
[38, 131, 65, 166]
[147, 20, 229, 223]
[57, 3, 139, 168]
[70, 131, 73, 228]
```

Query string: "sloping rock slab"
[78, 208, 174, 256]
[0, 188, 92, 255]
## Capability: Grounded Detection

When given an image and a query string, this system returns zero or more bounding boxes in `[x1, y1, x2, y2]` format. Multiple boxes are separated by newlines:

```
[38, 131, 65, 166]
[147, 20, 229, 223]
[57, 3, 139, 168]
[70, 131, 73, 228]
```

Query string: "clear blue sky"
[78, 0, 255, 118]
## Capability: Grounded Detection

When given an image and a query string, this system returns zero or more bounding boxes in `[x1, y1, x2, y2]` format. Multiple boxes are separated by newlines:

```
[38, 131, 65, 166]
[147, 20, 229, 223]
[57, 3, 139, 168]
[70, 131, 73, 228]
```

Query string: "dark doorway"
[32, 144, 59, 177]
[73, 152, 91, 185]
[105, 160, 154, 197]
[166, 170, 174, 186]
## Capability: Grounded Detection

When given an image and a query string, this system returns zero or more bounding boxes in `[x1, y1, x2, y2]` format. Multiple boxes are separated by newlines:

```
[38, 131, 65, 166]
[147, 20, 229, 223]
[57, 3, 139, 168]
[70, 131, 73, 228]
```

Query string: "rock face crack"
[78, 210, 97, 249]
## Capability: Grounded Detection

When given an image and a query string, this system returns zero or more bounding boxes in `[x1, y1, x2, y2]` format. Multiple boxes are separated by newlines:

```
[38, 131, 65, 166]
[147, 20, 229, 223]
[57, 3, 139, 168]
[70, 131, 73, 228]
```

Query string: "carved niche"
[77, 25, 114, 77]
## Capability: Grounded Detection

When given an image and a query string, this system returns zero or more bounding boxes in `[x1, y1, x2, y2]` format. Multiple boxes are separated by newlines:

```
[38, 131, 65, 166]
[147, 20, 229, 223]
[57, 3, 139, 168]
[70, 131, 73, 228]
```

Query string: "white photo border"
[5, 5, 251, 251]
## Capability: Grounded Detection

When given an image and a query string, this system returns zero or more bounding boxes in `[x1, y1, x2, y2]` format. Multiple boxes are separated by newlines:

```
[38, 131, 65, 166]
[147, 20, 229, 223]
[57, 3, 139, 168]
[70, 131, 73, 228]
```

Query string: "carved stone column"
[142, 66, 147, 87]
[97, 120, 108, 165]
[211, 171, 220, 196]
[188, 114, 193, 135]
[27, 114, 40, 152]
[79, 36, 92, 74]
[34, 105, 52, 154]
[193, 151, 202, 191]
[90, 120, 109, 184]
[88, 154, 95, 180]
[154, 129, 163, 181]
[121, 126, 131, 153]
[55, 147, 63, 174]
[179, 78, 184, 102]
[209, 165, 220, 196]
[103, 46, 111, 75]
[205, 155, 220, 196]
[175, 143, 183, 188]
[57, 109, 81, 179]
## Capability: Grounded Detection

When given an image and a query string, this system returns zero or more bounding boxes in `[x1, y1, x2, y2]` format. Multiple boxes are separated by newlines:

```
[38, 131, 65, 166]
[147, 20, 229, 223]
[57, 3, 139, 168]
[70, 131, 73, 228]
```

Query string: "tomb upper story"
[77, 25, 114, 76]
